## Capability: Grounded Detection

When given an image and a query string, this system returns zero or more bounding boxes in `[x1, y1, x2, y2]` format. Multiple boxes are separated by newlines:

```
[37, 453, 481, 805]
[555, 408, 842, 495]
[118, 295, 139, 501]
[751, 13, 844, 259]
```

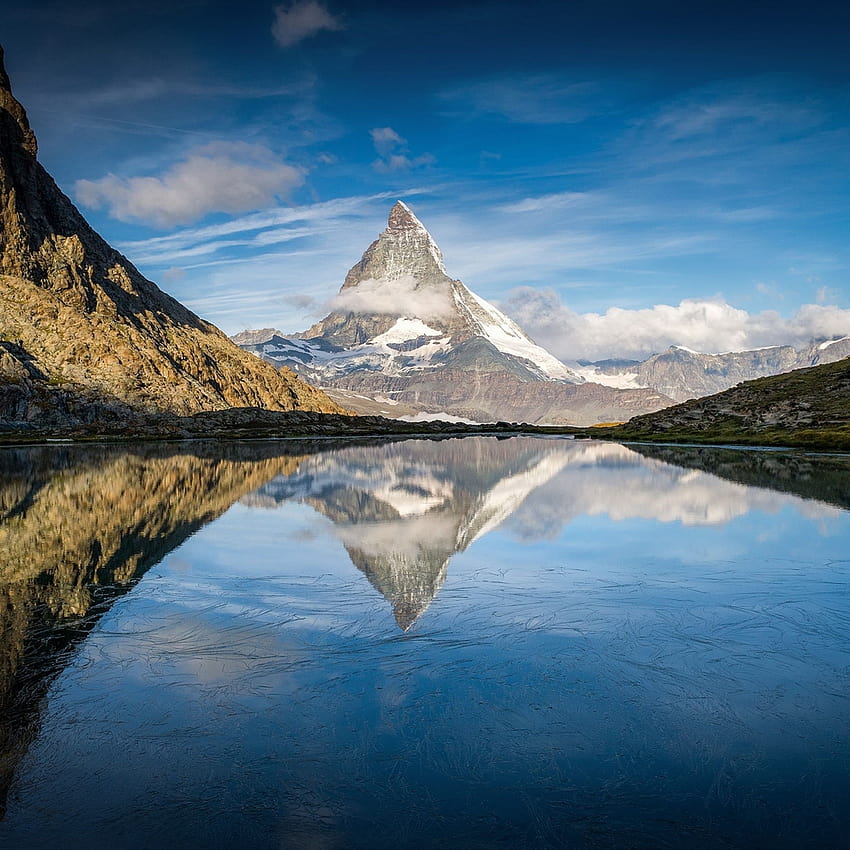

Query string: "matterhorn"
[235, 202, 671, 425]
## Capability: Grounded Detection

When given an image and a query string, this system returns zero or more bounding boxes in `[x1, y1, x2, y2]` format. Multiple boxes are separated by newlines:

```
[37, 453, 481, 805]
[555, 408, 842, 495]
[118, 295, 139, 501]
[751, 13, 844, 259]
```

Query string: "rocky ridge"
[576, 338, 850, 402]
[603, 356, 850, 449]
[0, 45, 345, 430]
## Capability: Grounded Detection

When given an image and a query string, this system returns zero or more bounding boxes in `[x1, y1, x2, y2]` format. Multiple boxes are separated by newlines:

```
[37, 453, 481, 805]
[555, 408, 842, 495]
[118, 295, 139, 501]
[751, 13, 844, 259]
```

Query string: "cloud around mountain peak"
[330, 275, 455, 320]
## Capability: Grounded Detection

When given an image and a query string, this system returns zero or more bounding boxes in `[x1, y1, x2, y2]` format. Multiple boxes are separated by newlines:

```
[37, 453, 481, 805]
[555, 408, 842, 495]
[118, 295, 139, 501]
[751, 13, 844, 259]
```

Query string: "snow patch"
[819, 335, 850, 350]
[371, 318, 441, 345]
[398, 411, 480, 424]
[571, 365, 649, 390]
[457, 287, 578, 381]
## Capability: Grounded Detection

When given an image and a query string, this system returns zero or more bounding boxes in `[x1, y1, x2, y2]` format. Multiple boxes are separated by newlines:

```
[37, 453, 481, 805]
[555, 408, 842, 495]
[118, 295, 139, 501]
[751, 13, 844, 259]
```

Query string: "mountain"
[0, 45, 344, 430]
[575, 337, 850, 403]
[235, 202, 672, 425]
[604, 356, 850, 449]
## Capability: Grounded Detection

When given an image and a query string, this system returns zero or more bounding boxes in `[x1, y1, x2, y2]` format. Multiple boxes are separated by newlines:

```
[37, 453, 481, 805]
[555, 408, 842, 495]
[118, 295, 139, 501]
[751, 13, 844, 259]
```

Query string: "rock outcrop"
[0, 45, 345, 429]
[608, 356, 850, 448]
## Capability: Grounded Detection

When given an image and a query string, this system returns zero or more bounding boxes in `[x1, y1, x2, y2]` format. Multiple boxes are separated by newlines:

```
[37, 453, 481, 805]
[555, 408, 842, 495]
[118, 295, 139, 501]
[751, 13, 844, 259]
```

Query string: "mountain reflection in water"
[1, 437, 849, 848]
[243, 438, 572, 628]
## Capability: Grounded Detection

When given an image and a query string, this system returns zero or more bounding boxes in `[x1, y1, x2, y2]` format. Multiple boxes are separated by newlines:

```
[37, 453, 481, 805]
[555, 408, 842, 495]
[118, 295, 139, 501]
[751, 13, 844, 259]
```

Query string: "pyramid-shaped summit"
[236, 201, 674, 424]
[299, 201, 579, 381]
[0, 45, 344, 428]
[337, 200, 451, 290]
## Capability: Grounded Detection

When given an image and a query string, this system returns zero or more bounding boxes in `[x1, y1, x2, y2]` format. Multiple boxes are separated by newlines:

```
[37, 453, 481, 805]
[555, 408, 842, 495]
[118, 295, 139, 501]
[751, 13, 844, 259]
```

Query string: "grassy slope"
[590, 356, 850, 450]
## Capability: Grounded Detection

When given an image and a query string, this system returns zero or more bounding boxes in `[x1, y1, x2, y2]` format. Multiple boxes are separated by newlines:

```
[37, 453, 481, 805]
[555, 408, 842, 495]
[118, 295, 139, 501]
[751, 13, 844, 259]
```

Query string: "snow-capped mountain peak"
[234, 202, 674, 425]
[296, 201, 582, 383]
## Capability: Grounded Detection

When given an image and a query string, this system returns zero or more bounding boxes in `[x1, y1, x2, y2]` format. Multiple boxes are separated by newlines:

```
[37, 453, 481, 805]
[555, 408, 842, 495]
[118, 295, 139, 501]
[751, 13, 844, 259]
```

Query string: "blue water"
[0, 437, 849, 848]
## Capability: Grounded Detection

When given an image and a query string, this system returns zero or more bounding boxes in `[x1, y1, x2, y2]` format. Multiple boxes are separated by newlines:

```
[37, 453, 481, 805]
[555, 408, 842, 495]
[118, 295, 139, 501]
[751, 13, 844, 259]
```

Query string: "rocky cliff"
[0, 45, 345, 428]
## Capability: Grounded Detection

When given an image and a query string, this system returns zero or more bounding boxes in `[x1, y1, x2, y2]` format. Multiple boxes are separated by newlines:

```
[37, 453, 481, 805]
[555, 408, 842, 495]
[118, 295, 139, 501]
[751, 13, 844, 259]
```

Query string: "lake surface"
[1, 436, 849, 848]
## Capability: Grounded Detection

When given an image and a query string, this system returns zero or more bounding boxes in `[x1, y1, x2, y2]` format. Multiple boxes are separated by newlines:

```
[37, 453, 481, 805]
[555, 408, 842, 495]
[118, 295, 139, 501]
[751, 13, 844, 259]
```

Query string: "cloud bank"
[76, 142, 304, 227]
[503, 288, 850, 361]
[271, 1, 343, 48]
[331, 276, 454, 320]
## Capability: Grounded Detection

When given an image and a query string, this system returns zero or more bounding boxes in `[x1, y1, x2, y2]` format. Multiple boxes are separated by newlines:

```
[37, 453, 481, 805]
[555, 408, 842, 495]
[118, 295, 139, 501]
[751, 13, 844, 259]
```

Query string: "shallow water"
[0, 437, 849, 848]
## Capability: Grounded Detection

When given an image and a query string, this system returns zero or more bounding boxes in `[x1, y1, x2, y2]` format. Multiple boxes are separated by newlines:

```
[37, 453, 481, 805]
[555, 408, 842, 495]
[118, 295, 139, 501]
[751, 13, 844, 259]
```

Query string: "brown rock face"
[0, 46, 346, 424]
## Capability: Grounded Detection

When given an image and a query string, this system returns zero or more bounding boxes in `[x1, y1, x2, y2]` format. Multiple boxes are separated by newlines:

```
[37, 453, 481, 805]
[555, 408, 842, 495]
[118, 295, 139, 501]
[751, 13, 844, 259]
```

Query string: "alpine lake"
[0, 435, 849, 849]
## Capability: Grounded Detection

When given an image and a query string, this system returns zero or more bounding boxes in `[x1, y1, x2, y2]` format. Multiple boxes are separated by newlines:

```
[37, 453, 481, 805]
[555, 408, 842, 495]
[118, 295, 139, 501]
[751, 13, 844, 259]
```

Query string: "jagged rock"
[0, 45, 346, 430]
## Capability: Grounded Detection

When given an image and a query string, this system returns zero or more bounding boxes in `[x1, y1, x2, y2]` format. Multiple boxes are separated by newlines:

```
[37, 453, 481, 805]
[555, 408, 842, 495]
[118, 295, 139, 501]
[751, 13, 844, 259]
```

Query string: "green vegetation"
[588, 357, 850, 451]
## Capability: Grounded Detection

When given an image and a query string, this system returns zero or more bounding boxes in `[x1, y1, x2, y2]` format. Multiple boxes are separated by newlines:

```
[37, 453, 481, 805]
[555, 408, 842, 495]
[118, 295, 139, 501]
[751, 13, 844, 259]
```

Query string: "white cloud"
[75, 142, 304, 227]
[502, 288, 850, 361]
[271, 1, 343, 48]
[500, 191, 593, 214]
[370, 127, 405, 157]
[331, 276, 454, 320]
[369, 127, 435, 172]
[652, 91, 818, 142]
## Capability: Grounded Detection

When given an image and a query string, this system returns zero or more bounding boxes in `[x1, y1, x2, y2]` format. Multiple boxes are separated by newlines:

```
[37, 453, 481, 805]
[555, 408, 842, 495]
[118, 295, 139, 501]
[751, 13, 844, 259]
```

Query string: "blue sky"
[4, 0, 850, 359]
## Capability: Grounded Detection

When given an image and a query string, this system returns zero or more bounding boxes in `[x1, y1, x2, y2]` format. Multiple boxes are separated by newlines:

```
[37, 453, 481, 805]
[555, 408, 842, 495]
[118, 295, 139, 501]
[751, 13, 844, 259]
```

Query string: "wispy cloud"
[62, 77, 314, 108]
[119, 190, 433, 266]
[618, 78, 848, 185]
[271, 1, 343, 48]
[651, 87, 820, 142]
[75, 141, 304, 227]
[369, 127, 435, 172]
[439, 74, 609, 124]
[499, 191, 591, 214]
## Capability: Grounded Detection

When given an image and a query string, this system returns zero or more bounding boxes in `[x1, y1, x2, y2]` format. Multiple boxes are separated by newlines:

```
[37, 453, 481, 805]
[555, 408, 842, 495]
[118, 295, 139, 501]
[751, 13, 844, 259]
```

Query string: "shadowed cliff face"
[0, 442, 312, 817]
[0, 44, 344, 423]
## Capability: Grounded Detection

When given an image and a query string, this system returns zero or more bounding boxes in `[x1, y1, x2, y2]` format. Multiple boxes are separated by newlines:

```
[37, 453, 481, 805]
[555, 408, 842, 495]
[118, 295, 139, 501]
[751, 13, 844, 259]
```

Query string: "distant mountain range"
[0, 45, 343, 432]
[576, 338, 850, 403]
[234, 202, 672, 426]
